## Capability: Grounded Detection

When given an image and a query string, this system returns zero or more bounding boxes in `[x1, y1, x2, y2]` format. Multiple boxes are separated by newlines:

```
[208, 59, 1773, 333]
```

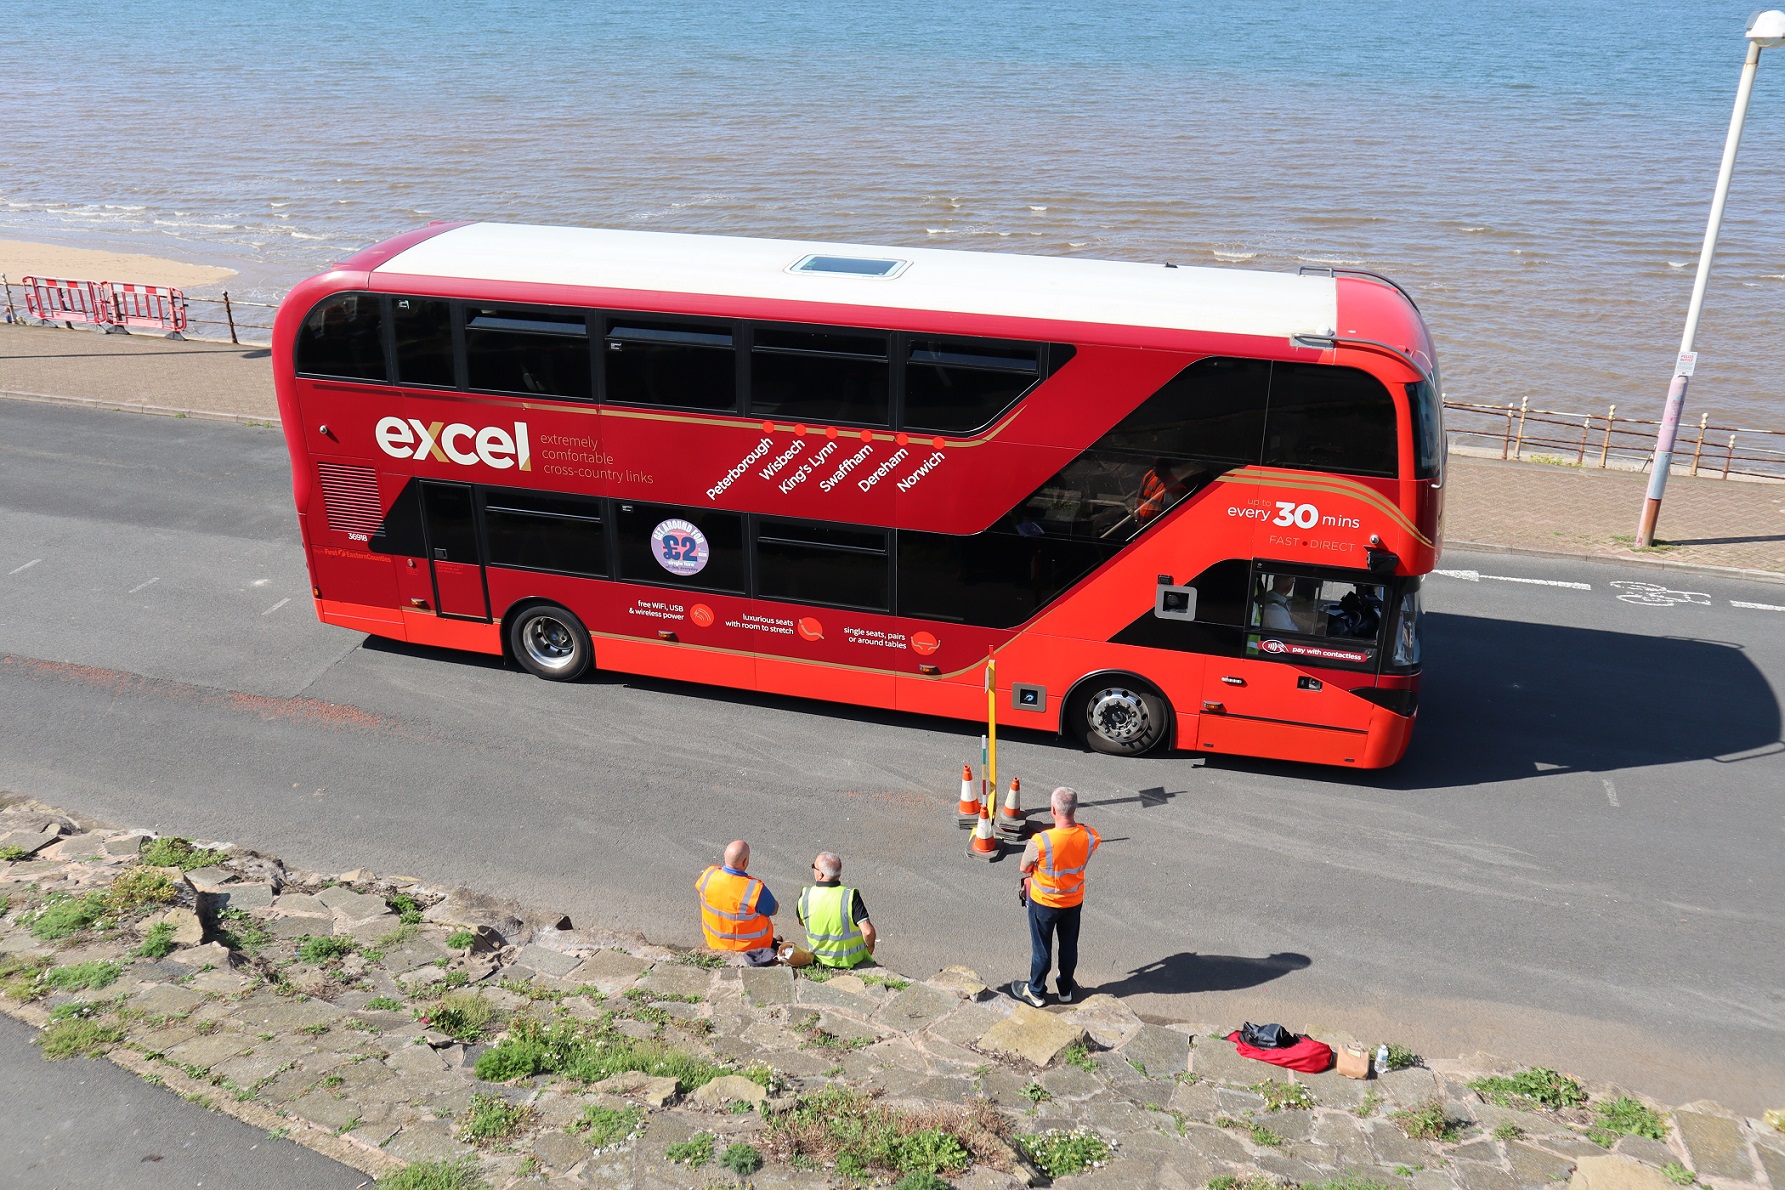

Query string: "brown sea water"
[5, 0, 1783, 428]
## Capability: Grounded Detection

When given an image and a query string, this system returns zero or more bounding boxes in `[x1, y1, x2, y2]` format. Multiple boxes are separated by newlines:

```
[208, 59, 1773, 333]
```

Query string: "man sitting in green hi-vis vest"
[796, 852, 878, 968]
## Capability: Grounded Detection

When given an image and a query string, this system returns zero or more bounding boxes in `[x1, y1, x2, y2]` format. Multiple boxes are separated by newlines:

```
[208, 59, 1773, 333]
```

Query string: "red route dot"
[859, 429, 874, 442]
[895, 433, 908, 446]
[760, 421, 774, 433]
[794, 423, 807, 436]
[825, 427, 838, 439]
[932, 437, 945, 449]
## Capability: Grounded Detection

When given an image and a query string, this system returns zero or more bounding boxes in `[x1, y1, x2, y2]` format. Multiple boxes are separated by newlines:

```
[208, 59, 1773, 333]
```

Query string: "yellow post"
[985, 658, 998, 815]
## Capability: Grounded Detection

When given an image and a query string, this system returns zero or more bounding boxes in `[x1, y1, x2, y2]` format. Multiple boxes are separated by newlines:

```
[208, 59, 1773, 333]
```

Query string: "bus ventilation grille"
[316, 462, 383, 536]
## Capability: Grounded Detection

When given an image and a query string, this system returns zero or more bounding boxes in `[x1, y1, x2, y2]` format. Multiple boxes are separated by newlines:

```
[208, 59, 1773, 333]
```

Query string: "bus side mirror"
[1155, 584, 1197, 620]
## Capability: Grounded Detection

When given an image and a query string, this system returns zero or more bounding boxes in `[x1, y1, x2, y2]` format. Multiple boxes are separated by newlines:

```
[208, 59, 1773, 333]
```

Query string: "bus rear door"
[420, 481, 490, 620]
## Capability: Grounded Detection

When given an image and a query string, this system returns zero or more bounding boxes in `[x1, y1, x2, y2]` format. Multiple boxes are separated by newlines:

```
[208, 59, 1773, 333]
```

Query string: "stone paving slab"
[1675, 1110, 1755, 1181]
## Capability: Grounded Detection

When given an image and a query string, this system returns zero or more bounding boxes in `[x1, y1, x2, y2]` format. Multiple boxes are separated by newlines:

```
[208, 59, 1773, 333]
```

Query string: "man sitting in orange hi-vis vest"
[696, 840, 780, 965]
[1009, 787, 1101, 1008]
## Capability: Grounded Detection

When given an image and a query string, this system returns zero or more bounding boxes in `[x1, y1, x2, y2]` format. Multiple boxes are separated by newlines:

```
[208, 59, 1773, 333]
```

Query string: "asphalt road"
[2, 400, 1781, 1114]
[0, 1014, 364, 1189]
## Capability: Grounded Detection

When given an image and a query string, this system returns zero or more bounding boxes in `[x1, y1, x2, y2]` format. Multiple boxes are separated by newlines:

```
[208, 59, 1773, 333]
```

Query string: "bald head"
[1050, 787, 1079, 823]
[723, 840, 750, 871]
[814, 852, 841, 880]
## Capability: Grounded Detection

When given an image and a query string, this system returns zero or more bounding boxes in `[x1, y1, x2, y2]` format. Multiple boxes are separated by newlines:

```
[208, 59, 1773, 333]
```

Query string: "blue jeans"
[1027, 901, 1082, 995]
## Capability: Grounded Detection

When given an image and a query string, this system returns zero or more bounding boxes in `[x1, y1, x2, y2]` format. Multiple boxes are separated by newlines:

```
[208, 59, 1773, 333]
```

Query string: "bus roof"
[372, 222, 1342, 342]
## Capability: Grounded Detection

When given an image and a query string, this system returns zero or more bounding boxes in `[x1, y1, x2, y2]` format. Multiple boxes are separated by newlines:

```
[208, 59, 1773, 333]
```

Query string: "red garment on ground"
[1225, 1030, 1334, 1073]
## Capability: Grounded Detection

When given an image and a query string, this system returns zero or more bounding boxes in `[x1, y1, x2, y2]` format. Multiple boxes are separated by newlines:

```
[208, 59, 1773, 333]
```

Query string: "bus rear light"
[312, 586, 321, 597]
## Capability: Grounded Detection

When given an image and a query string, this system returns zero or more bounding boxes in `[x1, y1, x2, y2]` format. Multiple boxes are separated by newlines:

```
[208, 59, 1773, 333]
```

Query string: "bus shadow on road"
[1372, 613, 1781, 789]
[1091, 951, 1312, 997]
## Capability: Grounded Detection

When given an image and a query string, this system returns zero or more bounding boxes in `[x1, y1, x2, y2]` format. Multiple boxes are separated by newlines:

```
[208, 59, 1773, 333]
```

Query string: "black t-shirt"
[802, 880, 870, 924]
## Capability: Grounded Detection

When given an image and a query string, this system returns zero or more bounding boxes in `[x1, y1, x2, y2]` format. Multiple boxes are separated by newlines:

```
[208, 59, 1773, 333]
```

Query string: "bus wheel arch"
[502, 600, 594, 681]
[1062, 671, 1173, 756]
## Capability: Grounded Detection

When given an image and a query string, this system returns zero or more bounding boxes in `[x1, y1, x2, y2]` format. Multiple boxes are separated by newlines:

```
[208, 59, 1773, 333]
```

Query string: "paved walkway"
[3, 322, 1779, 574]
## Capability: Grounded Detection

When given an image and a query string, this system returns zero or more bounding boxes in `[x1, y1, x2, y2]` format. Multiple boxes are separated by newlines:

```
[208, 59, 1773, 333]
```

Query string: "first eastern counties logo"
[375, 417, 532, 471]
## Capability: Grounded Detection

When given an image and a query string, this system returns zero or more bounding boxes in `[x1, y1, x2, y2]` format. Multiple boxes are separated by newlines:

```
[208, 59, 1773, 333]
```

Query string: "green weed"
[385, 893, 423, 924]
[1355, 1089, 1384, 1118]
[1382, 1043, 1421, 1070]
[1060, 1041, 1096, 1071]
[374, 1156, 488, 1190]
[1209, 1176, 1281, 1190]
[721, 1141, 764, 1175]
[458, 1092, 532, 1146]
[1662, 1163, 1696, 1186]
[446, 930, 475, 949]
[674, 951, 724, 969]
[28, 891, 111, 940]
[0, 844, 28, 862]
[1253, 1079, 1316, 1110]
[216, 908, 272, 956]
[859, 973, 911, 991]
[1023, 1081, 1052, 1103]
[568, 1104, 643, 1149]
[1395, 1099, 1462, 1142]
[365, 996, 403, 1011]
[666, 1131, 714, 1166]
[1588, 1097, 1668, 1147]
[135, 921, 177, 958]
[1306, 1177, 1398, 1190]
[424, 991, 499, 1042]
[40, 1016, 126, 1059]
[107, 866, 180, 913]
[139, 837, 227, 871]
[1019, 1128, 1113, 1177]
[44, 961, 121, 992]
[892, 1174, 951, 1190]
[762, 1083, 998, 1179]
[1249, 1123, 1284, 1147]
[472, 1014, 730, 1090]
[1469, 1068, 1587, 1110]
[295, 935, 357, 964]
[1493, 1122, 1525, 1141]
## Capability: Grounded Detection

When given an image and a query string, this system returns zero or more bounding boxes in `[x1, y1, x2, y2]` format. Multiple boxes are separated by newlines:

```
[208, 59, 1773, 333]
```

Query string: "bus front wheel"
[1067, 677, 1169, 755]
[508, 604, 593, 682]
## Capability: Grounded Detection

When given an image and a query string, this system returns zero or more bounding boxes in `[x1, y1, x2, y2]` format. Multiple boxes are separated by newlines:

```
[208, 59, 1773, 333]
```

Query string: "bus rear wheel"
[1068, 677, 1169, 755]
[509, 604, 592, 682]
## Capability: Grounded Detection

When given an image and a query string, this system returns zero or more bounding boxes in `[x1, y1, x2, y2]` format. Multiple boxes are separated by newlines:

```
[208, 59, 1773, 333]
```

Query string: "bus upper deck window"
[605, 319, 735, 411]
[1263, 364, 1398, 477]
[465, 306, 591, 401]
[393, 298, 454, 388]
[296, 294, 386, 382]
[903, 338, 1041, 434]
[749, 326, 889, 426]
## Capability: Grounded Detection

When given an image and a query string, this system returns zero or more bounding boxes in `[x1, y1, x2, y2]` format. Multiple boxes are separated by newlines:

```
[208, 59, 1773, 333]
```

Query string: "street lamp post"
[1636, 9, 1785, 547]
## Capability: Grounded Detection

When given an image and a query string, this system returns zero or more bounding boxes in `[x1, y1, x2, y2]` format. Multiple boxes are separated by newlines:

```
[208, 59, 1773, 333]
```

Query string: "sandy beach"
[0, 240, 235, 291]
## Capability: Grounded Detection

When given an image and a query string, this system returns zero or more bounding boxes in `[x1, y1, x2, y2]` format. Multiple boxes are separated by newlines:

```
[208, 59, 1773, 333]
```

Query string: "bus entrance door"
[420, 482, 489, 621]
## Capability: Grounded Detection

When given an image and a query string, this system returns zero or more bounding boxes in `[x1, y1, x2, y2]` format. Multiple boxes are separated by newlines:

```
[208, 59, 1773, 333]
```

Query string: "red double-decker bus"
[273, 223, 1443, 767]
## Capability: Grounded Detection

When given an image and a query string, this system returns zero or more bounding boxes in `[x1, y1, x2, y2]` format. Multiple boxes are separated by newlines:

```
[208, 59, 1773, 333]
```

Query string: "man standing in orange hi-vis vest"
[696, 840, 780, 966]
[1009, 787, 1101, 1008]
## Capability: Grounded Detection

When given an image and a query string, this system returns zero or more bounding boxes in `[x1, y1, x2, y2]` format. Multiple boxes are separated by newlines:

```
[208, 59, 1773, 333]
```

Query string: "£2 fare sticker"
[652, 518, 708, 577]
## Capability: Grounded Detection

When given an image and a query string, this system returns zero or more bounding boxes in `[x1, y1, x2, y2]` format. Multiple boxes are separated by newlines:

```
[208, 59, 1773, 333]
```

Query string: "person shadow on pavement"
[1089, 951, 1311, 997]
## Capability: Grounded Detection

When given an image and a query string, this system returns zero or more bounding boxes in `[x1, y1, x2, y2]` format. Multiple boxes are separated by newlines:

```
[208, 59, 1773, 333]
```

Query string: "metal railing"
[1, 273, 279, 346]
[1444, 398, 1785, 482]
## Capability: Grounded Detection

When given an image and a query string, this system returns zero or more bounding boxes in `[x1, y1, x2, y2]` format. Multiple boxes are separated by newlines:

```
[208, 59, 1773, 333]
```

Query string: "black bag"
[1239, 1022, 1298, 1049]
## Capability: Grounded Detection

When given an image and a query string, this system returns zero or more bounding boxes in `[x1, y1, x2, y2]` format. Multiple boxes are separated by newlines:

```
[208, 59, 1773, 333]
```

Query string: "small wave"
[1067, 242, 1088, 248]
[1460, 226, 1488, 232]
[1212, 250, 1257, 261]
[1762, 274, 1785, 280]
[1028, 205, 1047, 212]
[924, 228, 952, 235]
[1666, 261, 1690, 269]
[1297, 255, 1365, 266]
[269, 202, 290, 208]
[289, 231, 328, 241]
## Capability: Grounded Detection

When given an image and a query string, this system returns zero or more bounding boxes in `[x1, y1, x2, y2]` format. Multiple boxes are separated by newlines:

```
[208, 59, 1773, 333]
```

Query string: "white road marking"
[9, 558, 42, 575]
[1602, 779, 1620, 808]
[1611, 581, 1710, 606]
[127, 576, 160, 594]
[261, 598, 290, 616]
[1433, 568, 1589, 590]
[1731, 600, 1785, 612]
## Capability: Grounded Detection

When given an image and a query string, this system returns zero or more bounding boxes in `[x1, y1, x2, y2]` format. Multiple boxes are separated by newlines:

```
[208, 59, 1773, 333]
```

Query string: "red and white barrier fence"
[17, 275, 187, 336]
[21, 276, 111, 328]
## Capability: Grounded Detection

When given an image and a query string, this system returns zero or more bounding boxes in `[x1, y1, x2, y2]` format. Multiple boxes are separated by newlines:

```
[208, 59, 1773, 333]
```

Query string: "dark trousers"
[1027, 900, 1082, 994]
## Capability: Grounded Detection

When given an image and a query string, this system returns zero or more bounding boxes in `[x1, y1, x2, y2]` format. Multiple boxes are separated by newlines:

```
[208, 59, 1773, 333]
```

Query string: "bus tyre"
[1069, 678, 1169, 755]
[509, 604, 592, 682]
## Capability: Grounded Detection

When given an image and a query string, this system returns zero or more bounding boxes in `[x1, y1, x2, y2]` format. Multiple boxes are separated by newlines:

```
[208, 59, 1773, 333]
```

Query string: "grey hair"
[814, 852, 842, 879]
[1050, 787, 1079, 816]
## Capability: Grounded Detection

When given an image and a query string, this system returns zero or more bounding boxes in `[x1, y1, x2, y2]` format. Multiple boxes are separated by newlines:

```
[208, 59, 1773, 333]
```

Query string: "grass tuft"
[1019, 1128, 1112, 1177]
[1060, 1041, 1096, 1071]
[1394, 1099, 1462, 1142]
[135, 921, 178, 958]
[1468, 1068, 1586, 1111]
[1253, 1079, 1316, 1110]
[763, 1083, 998, 1178]
[1662, 1163, 1696, 1186]
[295, 934, 357, 964]
[568, 1104, 643, 1149]
[1588, 1097, 1668, 1147]
[1306, 1177, 1400, 1190]
[107, 866, 180, 913]
[385, 893, 424, 924]
[1493, 1122, 1525, 1141]
[674, 950, 725, 969]
[139, 837, 227, 871]
[892, 1174, 950, 1190]
[44, 961, 121, 992]
[374, 1156, 488, 1190]
[216, 907, 273, 956]
[27, 891, 111, 940]
[457, 1092, 532, 1146]
[472, 1013, 730, 1090]
[1382, 1043, 1420, 1070]
[365, 996, 403, 1011]
[40, 1016, 126, 1059]
[665, 1131, 714, 1166]
[720, 1141, 764, 1175]
[423, 991, 498, 1042]
[446, 930, 476, 949]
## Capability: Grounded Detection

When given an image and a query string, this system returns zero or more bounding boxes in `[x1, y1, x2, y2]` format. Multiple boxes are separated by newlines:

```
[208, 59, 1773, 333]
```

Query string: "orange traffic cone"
[968, 795, 1001, 860]
[957, 763, 979, 826]
[996, 775, 1026, 841]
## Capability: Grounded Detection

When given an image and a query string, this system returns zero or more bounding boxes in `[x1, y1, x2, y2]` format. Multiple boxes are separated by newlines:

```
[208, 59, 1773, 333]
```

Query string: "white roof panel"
[376, 223, 1337, 340]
